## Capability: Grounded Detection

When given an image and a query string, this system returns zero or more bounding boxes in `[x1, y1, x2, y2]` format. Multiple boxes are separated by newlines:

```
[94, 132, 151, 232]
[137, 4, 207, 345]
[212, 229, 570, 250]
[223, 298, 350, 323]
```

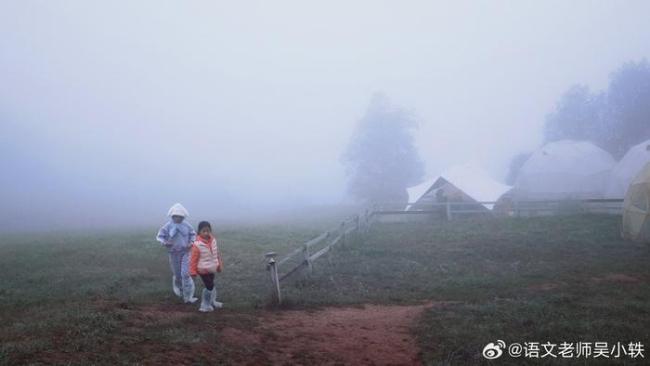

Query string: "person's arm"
[189, 244, 200, 277]
[187, 224, 197, 248]
[156, 224, 170, 246]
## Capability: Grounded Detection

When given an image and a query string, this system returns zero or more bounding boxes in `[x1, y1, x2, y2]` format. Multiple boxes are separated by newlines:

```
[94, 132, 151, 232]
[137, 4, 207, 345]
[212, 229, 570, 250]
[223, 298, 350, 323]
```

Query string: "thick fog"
[2, 1, 650, 231]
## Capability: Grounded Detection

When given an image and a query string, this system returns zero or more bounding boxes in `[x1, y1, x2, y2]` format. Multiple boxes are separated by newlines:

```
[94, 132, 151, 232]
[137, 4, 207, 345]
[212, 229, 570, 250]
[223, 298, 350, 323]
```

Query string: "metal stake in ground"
[265, 252, 282, 305]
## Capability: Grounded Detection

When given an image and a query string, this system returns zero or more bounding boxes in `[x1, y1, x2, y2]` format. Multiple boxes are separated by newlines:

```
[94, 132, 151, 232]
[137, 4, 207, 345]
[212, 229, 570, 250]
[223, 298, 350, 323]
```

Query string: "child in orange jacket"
[190, 221, 223, 312]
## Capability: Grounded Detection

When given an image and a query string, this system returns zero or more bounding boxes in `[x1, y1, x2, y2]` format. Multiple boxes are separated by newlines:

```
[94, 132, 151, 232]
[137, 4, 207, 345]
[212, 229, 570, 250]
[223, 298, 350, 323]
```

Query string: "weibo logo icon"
[482, 340, 506, 360]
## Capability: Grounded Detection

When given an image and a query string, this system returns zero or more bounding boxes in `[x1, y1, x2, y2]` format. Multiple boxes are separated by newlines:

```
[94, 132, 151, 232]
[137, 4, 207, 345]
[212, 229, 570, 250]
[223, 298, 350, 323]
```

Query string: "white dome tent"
[605, 139, 650, 198]
[514, 140, 616, 200]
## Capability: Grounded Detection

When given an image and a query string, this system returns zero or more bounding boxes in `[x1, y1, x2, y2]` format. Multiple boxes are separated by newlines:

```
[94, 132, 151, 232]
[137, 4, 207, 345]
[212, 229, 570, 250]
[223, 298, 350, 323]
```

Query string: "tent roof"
[606, 139, 650, 198]
[406, 165, 512, 210]
[514, 140, 616, 199]
[518, 140, 615, 176]
[406, 177, 439, 205]
[631, 161, 650, 185]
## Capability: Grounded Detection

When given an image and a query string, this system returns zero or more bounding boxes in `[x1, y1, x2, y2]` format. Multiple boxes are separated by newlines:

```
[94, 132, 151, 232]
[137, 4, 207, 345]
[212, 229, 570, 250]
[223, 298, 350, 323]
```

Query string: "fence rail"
[265, 212, 369, 304]
[372, 198, 624, 221]
[264, 198, 624, 304]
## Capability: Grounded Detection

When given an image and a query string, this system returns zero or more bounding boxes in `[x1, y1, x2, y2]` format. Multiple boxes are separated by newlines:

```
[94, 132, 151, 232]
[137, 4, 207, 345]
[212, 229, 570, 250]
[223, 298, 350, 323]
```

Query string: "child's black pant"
[199, 273, 215, 291]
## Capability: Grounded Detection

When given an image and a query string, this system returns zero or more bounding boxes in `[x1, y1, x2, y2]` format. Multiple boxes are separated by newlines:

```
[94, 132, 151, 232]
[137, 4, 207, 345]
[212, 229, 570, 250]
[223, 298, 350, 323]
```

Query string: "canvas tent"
[405, 165, 512, 211]
[514, 140, 616, 200]
[622, 162, 650, 242]
[606, 139, 650, 198]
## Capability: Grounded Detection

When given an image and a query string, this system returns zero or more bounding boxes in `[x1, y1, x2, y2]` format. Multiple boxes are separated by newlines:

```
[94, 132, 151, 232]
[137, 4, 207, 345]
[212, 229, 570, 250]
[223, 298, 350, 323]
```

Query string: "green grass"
[318, 215, 649, 365]
[0, 214, 648, 365]
[0, 222, 327, 365]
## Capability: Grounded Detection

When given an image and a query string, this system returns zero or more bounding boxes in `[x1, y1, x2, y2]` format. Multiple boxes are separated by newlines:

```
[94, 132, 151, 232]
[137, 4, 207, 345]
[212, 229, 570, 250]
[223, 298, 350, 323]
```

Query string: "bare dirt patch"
[10, 301, 445, 365]
[221, 302, 444, 366]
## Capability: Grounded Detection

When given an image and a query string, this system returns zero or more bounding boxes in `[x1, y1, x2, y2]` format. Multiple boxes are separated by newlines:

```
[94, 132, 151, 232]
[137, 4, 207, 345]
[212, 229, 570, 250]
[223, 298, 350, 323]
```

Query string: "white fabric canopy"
[605, 139, 650, 198]
[406, 165, 512, 210]
[406, 178, 439, 206]
[514, 140, 615, 200]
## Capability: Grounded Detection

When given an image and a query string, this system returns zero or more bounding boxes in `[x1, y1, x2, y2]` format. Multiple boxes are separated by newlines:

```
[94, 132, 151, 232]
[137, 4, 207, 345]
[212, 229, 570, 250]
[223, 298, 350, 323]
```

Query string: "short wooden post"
[354, 215, 361, 242]
[514, 200, 520, 217]
[326, 246, 333, 265]
[364, 209, 370, 232]
[303, 243, 313, 274]
[265, 252, 282, 305]
[445, 201, 452, 221]
[340, 221, 346, 247]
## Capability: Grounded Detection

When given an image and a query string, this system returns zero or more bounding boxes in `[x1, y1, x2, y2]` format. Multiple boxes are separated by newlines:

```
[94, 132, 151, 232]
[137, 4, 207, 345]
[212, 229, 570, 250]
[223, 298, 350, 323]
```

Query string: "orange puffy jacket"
[190, 234, 223, 276]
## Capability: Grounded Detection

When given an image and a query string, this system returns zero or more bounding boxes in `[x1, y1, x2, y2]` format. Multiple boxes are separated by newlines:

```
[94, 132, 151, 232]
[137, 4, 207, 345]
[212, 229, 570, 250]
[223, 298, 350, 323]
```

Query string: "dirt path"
[221, 302, 436, 366]
[25, 301, 439, 365]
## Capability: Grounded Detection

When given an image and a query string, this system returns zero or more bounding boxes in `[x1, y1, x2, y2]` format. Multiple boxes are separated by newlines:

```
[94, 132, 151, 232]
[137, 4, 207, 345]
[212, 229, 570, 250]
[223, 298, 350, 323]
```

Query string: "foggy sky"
[2, 1, 650, 230]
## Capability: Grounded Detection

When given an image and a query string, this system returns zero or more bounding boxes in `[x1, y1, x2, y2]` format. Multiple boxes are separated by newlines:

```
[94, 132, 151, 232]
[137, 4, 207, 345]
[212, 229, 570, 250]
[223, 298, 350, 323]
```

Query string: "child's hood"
[167, 203, 189, 217]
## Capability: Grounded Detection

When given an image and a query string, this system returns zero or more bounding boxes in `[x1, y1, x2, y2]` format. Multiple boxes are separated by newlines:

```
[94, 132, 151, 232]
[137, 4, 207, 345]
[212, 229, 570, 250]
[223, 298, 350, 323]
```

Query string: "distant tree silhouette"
[543, 59, 650, 158]
[342, 93, 424, 203]
[604, 60, 650, 157]
[544, 85, 606, 145]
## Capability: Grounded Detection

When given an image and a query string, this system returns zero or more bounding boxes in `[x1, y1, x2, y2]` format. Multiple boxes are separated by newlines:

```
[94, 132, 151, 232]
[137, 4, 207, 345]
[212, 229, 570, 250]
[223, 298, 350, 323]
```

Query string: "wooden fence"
[371, 198, 624, 221]
[264, 198, 623, 303]
[264, 211, 370, 304]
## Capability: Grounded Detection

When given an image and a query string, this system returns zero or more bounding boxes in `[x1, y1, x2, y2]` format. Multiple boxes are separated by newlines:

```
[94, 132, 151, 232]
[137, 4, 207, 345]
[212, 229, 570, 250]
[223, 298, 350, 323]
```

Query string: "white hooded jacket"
[156, 203, 196, 252]
[167, 203, 189, 217]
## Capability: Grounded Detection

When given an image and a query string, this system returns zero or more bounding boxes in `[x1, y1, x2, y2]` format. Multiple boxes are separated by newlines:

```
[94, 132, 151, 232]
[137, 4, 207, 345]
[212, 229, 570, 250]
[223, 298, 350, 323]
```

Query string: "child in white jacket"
[156, 203, 198, 303]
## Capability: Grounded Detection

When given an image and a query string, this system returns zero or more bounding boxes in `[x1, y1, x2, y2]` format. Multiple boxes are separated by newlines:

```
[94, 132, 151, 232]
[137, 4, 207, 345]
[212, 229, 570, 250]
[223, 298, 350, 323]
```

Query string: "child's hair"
[198, 221, 212, 232]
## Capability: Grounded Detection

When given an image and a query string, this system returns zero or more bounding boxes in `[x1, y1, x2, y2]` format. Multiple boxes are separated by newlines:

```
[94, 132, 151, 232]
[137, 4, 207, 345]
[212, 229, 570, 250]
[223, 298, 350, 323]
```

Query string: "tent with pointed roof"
[405, 165, 512, 211]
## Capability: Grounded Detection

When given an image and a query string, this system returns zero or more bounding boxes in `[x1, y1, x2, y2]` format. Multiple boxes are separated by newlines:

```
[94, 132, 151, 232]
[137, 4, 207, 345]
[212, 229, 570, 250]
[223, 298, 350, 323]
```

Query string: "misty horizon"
[2, 1, 650, 231]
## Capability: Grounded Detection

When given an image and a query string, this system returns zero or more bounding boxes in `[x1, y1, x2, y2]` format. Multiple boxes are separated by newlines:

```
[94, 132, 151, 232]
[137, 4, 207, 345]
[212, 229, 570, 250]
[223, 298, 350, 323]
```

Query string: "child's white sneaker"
[199, 289, 214, 312]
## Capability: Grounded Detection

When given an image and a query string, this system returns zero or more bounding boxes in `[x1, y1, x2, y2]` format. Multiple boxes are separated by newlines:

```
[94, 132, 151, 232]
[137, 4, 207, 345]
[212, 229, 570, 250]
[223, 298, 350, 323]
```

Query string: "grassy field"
[0, 214, 648, 365]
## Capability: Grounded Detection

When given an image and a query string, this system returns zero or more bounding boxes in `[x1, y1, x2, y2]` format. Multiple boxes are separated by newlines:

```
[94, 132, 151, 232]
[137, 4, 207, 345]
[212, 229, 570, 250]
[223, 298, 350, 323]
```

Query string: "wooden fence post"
[364, 209, 370, 232]
[265, 252, 282, 305]
[514, 200, 519, 217]
[303, 243, 313, 274]
[445, 201, 452, 221]
[326, 244, 333, 265]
